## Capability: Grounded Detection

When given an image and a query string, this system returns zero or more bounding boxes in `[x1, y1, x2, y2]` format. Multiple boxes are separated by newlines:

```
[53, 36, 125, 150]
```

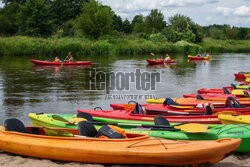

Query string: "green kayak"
[29, 113, 250, 152]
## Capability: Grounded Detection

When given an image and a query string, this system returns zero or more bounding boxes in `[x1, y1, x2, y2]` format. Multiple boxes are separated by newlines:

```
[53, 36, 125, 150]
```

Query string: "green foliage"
[1, 0, 25, 5]
[112, 13, 123, 32]
[174, 41, 202, 55]
[167, 14, 202, 43]
[144, 9, 165, 34]
[150, 33, 167, 43]
[75, 0, 113, 39]
[132, 15, 145, 33]
[121, 19, 132, 34]
[18, 0, 54, 37]
[0, 2, 20, 35]
[51, 0, 88, 28]
[62, 20, 75, 37]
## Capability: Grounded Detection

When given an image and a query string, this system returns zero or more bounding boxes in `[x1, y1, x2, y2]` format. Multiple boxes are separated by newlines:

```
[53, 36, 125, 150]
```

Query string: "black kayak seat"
[77, 112, 93, 122]
[96, 125, 125, 139]
[154, 116, 170, 126]
[223, 87, 230, 94]
[243, 91, 250, 97]
[163, 97, 180, 106]
[231, 84, 237, 89]
[225, 96, 241, 108]
[78, 121, 98, 137]
[4, 118, 30, 134]
[204, 106, 213, 115]
[196, 95, 204, 100]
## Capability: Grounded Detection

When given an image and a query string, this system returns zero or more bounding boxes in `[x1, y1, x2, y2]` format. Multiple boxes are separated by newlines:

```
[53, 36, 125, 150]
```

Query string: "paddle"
[51, 115, 87, 125]
[43, 127, 74, 137]
[76, 112, 209, 133]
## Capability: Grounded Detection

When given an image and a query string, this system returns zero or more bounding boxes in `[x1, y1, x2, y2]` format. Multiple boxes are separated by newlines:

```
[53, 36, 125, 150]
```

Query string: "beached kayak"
[77, 109, 222, 124]
[146, 98, 250, 106]
[0, 121, 241, 165]
[197, 86, 250, 94]
[30, 59, 92, 65]
[234, 72, 250, 78]
[183, 92, 250, 99]
[218, 115, 250, 124]
[146, 59, 176, 64]
[29, 113, 248, 152]
[188, 55, 211, 60]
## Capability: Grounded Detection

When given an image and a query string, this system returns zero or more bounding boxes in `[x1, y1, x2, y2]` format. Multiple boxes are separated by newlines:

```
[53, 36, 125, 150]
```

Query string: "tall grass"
[0, 36, 249, 57]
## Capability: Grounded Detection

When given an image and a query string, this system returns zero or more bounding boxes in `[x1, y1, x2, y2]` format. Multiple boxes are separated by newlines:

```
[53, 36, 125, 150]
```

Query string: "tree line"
[0, 0, 249, 42]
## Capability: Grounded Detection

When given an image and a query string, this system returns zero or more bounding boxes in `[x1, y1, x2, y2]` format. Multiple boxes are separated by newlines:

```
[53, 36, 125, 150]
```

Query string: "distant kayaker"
[65, 52, 74, 62]
[54, 57, 60, 63]
[164, 54, 171, 61]
[196, 53, 201, 57]
[202, 51, 207, 57]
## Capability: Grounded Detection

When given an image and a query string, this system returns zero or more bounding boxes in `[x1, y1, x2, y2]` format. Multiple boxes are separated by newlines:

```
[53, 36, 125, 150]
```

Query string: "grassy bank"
[0, 36, 249, 56]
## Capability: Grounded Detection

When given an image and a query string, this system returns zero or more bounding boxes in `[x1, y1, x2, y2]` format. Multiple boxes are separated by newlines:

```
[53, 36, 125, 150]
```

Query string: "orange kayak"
[0, 126, 241, 165]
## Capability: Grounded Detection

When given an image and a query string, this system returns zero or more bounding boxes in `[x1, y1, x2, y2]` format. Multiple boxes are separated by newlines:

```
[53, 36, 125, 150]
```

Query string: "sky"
[98, 0, 250, 27]
[0, 0, 249, 27]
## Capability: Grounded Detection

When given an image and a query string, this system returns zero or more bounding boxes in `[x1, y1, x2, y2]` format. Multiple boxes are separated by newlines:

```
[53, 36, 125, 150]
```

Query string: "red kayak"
[197, 87, 232, 94]
[77, 109, 250, 124]
[30, 59, 92, 65]
[234, 73, 248, 78]
[110, 103, 250, 114]
[146, 59, 176, 64]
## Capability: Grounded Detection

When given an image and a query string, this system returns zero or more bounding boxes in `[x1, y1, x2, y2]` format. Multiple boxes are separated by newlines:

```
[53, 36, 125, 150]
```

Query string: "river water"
[0, 53, 249, 125]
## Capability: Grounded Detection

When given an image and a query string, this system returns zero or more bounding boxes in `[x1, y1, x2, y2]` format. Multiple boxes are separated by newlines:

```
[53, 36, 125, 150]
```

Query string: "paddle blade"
[174, 123, 208, 133]
[52, 115, 75, 125]
[43, 127, 74, 137]
[69, 118, 87, 124]
[150, 53, 155, 56]
[214, 111, 241, 116]
[124, 104, 136, 111]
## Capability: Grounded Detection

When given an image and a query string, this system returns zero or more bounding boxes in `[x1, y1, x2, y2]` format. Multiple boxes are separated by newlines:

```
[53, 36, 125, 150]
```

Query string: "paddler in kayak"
[164, 54, 171, 61]
[65, 52, 74, 62]
[54, 57, 60, 63]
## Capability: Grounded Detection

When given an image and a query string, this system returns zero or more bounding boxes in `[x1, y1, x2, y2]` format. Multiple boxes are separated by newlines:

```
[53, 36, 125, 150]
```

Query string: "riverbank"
[0, 151, 249, 167]
[0, 36, 249, 56]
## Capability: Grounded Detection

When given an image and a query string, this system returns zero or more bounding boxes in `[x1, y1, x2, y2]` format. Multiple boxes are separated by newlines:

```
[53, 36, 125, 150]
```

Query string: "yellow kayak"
[218, 115, 250, 124]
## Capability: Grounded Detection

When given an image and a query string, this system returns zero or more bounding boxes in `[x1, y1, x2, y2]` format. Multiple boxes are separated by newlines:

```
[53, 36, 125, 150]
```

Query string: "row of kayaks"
[31, 54, 211, 66]
[0, 73, 249, 165]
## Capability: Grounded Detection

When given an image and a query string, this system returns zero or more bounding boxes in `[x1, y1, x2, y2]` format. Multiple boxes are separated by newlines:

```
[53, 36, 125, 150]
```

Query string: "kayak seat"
[154, 116, 170, 126]
[97, 125, 126, 139]
[4, 118, 30, 134]
[133, 103, 146, 115]
[243, 91, 250, 97]
[78, 121, 98, 137]
[196, 95, 204, 100]
[223, 87, 230, 94]
[77, 112, 93, 122]
[163, 97, 180, 106]
[225, 97, 241, 108]
[204, 106, 213, 115]
[231, 84, 237, 89]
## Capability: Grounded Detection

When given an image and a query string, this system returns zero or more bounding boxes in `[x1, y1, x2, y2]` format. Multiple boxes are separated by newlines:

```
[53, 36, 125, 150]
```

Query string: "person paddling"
[164, 54, 171, 61]
[65, 52, 74, 62]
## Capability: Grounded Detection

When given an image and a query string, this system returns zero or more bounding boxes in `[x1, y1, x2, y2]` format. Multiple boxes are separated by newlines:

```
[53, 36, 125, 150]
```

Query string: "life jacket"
[97, 125, 127, 139]
[55, 59, 60, 63]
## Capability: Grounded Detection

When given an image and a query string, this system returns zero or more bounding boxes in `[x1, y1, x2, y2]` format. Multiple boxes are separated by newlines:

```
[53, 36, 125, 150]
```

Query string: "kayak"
[110, 103, 250, 114]
[183, 91, 250, 99]
[77, 109, 223, 124]
[0, 123, 241, 165]
[218, 115, 250, 124]
[30, 59, 92, 65]
[146, 59, 176, 64]
[188, 55, 211, 60]
[146, 98, 250, 106]
[198, 87, 250, 94]
[234, 73, 247, 78]
[29, 113, 248, 152]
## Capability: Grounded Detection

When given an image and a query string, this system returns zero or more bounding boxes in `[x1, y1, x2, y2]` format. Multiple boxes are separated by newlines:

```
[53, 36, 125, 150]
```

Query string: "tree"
[167, 14, 203, 43]
[237, 27, 248, 39]
[112, 13, 122, 32]
[1, 0, 26, 5]
[132, 15, 145, 33]
[121, 19, 132, 34]
[75, 0, 113, 39]
[50, 0, 89, 28]
[144, 9, 165, 34]
[18, 0, 54, 37]
[0, 2, 20, 35]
